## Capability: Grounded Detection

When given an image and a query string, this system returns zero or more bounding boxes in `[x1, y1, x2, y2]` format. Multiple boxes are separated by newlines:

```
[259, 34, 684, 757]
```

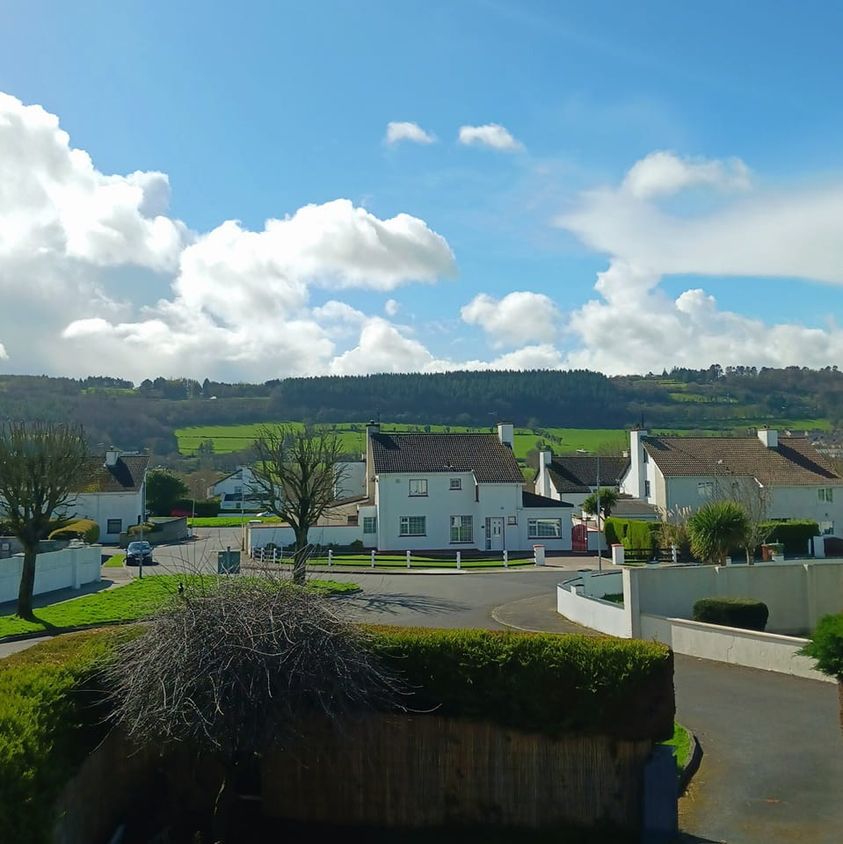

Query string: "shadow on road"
[340, 591, 469, 617]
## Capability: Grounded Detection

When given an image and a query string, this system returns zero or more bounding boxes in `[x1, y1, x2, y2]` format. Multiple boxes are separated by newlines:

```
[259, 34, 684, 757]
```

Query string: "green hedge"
[370, 627, 674, 741]
[760, 520, 819, 555]
[692, 597, 769, 631]
[0, 629, 136, 843]
[800, 614, 843, 680]
[172, 498, 220, 516]
[127, 521, 160, 536]
[604, 518, 660, 561]
[48, 518, 100, 544]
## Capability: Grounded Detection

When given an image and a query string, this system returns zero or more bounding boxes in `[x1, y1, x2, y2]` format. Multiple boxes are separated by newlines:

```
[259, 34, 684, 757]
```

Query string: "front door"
[487, 517, 504, 551]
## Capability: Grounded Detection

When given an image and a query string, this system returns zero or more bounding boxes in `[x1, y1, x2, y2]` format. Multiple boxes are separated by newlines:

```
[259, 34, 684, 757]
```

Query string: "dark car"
[126, 540, 153, 566]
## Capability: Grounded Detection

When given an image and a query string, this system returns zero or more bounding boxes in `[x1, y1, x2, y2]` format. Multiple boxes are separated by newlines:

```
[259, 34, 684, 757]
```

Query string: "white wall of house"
[335, 461, 366, 500]
[0, 545, 101, 603]
[211, 467, 264, 511]
[767, 485, 843, 534]
[372, 471, 570, 552]
[74, 490, 143, 543]
[247, 523, 362, 555]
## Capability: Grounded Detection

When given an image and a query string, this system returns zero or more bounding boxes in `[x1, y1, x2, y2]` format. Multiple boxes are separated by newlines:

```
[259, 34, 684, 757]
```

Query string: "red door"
[572, 523, 588, 552]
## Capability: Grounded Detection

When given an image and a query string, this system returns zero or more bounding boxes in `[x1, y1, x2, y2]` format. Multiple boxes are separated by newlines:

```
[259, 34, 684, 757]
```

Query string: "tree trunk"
[211, 767, 235, 844]
[292, 530, 308, 585]
[17, 542, 37, 620]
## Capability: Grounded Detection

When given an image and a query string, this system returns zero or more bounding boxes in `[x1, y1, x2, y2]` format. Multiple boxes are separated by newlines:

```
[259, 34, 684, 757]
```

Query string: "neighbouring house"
[621, 428, 843, 533]
[207, 466, 264, 511]
[535, 452, 630, 512]
[335, 460, 366, 500]
[356, 422, 572, 552]
[74, 450, 150, 542]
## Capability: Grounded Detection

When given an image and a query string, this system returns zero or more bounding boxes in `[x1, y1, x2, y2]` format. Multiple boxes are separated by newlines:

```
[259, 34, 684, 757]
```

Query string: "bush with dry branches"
[104, 574, 396, 841]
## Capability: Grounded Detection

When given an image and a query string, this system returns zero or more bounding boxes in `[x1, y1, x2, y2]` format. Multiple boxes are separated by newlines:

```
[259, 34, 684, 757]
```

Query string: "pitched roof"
[546, 455, 630, 493]
[79, 455, 149, 494]
[369, 432, 524, 483]
[642, 436, 842, 486]
[522, 490, 574, 508]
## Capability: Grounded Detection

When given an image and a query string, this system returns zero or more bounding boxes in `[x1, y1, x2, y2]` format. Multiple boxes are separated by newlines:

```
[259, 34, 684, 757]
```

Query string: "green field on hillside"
[175, 422, 629, 458]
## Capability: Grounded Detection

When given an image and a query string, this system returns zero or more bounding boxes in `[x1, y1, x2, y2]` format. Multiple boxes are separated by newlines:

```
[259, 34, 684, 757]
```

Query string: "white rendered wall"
[74, 491, 143, 542]
[556, 578, 631, 638]
[247, 524, 363, 554]
[0, 546, 101, 603]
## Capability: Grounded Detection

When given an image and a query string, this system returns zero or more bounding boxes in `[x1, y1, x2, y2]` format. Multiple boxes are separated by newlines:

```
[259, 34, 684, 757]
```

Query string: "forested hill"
[1, 365, 842, 453]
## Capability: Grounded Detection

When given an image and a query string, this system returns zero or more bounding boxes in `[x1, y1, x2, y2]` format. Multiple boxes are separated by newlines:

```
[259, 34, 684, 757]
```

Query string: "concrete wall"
[335, 461, 366, 500]
[626, 560, 843, 634]
[0, 545, 101, 603]
[247, 523, 363, 554]
[639, 614, 830, 683]
[557, 576, 632, 638]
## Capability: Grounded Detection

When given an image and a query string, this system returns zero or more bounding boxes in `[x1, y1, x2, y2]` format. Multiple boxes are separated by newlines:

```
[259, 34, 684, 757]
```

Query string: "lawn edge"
[677, 726, 703, 795]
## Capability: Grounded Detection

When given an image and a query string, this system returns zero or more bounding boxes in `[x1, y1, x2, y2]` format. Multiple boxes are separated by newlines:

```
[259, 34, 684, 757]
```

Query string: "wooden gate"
[572, 523, 588, 552]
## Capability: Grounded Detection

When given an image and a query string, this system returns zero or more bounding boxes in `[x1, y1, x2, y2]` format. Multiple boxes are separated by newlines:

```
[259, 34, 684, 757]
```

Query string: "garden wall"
[0, 546, 101, 603]
[247, 523, 362, 554]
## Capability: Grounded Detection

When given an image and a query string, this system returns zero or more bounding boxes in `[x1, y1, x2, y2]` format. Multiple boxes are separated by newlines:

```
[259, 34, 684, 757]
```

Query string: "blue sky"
[1, 1, 842, 381]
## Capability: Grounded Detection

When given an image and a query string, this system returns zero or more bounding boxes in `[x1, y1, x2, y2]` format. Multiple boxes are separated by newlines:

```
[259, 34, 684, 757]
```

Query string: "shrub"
[688, 500, 748, 564]
[172, 498, 220, 517]
[127, 521, 159, 536]
[48, 518, 100, 544]
[800, 614, 843, 680]
[369, 627, 674, 741]
[605, 518, 660, 561]
[761, 520, 819, 555]
[692, 597, 769, 631]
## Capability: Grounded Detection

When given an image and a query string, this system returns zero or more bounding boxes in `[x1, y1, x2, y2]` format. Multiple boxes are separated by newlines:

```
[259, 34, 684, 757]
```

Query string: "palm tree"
[688, 500, 749, 565]
[582, 487, 619, 521]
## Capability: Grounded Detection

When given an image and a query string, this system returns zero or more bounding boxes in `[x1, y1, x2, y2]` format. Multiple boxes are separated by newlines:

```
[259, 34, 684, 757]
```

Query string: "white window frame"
[106, 518, 122, 535]
[819, 487, 834, 503]
[362, 516, 377, 534]
[450, 515, 473, 543]
[399, 516, 426, 536]
[697, 481, 714, 499]
[449, 478, 462, 490]
[528, 518, 561, 538]
[409, 479, 428, 497]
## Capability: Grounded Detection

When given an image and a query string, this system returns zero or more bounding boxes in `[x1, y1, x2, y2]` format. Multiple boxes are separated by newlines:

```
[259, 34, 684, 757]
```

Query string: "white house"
[74, 450, 149, 542]
[621, 428, 843, 533]
[208, 466, 263, 511]
[356, 422, 572, 552]
[535, 452, 630, 512]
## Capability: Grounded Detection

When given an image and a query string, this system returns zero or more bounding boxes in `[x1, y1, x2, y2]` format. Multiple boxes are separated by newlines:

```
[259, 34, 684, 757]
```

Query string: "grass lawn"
[0, 575, 358, 639]
[662, 722, 693, 774]
[103, 553, 125, 568]
[189, 515, 281, 527]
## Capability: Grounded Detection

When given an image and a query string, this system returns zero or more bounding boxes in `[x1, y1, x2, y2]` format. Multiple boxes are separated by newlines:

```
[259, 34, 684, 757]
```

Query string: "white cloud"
[556, 150, 843, 374]
[385, 121, 436, 145]
[622, 151, 751, 199]
[330, 318, 435, 375]
[458, 123, 523, 152]
[384, 298, 399, 317]
[461, 291, 559, 348]
[0, 341, 7, 360]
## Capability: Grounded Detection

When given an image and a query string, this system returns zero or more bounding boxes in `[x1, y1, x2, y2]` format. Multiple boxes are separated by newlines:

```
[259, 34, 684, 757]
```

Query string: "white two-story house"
[208, 466, 264, 511]
[356, 423, 572, 552]
[621, 428, 843, 533]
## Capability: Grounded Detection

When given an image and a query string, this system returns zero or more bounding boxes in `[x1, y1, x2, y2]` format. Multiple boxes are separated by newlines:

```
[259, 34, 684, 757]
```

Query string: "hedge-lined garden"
[692, 597, 769, 631]
[0, 624, 674, 842]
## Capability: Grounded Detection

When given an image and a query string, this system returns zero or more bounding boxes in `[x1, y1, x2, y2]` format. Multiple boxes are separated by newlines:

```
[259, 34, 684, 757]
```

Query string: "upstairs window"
[449, 478, 462, 490]
[819, 488, 834, 503]
[644, 480, 651, 497]
[697, 481, 714, 499]
[409, 479, 428, 497]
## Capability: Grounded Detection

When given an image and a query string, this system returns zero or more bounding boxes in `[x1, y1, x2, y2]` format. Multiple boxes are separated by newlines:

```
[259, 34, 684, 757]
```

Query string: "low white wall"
[556, 578, 631, 638]
[627, 560, 843, 634]
[639, 613, 833, 684]
[0, 546, 102, 604]
[580, 570, 623, 598]
[248, 524, 363, 554]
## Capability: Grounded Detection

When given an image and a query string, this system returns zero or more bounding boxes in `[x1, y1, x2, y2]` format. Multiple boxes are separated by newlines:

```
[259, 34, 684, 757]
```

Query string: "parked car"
[126, 541, 153, 566]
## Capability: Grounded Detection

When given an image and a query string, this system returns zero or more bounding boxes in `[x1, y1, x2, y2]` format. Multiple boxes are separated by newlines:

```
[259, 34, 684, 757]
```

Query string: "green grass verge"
[103, 553, 125, 568]
[0, 575, 358, 639]
[189, 515, 281, 527]
[661, 722, 693, 773]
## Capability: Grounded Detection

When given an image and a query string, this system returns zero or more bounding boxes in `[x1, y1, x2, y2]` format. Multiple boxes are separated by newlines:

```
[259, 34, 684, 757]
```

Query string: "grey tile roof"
[522, 490, 573, 508]
[546, 455, 630, 493]
[642, 436, 842, 486]
[79, 455, 149, 493]
[369, 432, 524, 483]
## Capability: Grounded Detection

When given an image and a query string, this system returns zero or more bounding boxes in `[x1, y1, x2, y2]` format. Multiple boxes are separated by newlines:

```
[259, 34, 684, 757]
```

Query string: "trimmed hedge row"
[172, 498, 221, 517]
[604, 518, 661, 560]
[369, 626, 674, 741]
[48, 518, 100, 544]
[760, 520, 819, 555]
[692, 597, 769, 631]
[0, 628, 137, 843]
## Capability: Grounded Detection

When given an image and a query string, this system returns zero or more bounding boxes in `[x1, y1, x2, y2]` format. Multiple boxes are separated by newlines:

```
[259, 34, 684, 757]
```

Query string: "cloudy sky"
[1, 1, 843, 382]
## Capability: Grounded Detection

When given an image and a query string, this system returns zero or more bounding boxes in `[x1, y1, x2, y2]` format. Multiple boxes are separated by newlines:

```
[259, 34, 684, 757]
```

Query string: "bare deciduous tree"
[729, 476, 773, 564]
[249, 426, 348, 584]
[104, 576, 395, 842]
[0, 421, 89, 619]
